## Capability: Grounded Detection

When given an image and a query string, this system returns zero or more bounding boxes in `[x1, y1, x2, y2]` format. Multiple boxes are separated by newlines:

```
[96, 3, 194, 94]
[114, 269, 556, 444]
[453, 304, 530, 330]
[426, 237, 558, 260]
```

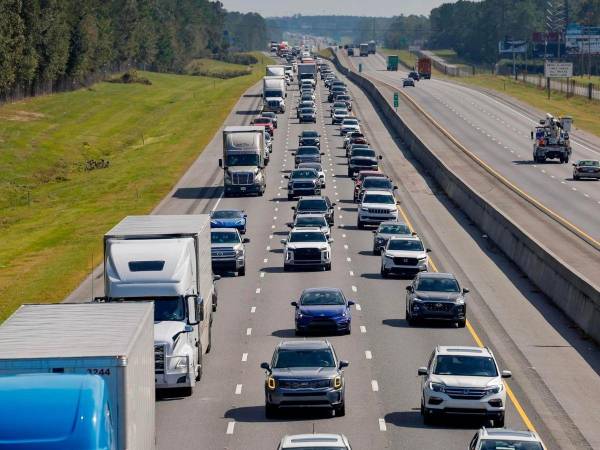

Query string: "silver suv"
[418, 346, 512, 427]
[210, 228, 249, 276]
[372, 220, 413, 254]
[261, 340, 349, 418]
[469, 428, 546, 449]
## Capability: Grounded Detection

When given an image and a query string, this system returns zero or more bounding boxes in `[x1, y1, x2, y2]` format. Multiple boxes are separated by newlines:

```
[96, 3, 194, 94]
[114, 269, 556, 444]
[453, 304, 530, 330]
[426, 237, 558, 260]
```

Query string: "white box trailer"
[0, 302, 155, 450]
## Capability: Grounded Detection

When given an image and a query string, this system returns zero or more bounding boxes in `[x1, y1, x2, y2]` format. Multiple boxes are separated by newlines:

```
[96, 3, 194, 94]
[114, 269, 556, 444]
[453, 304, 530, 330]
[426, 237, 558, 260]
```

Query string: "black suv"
[405, 272, 469, 327]
[286, 168, 321, 200]
[293, 195, 336, 225]
[299, 130, 321, 148]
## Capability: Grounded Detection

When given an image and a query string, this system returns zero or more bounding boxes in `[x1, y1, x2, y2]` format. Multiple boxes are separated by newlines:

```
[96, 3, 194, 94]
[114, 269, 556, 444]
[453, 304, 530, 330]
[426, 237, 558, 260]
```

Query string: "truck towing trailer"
[0, 303, 155, 450]
[417, 57, 431, 79]
[532, 114, 573, 163]
[262, 76, 286, 113]
[101, 214, 215, 396]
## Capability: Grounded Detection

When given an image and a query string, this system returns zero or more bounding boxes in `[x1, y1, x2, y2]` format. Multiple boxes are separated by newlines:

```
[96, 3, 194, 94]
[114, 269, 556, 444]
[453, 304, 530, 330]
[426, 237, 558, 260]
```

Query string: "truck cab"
[263, 76, 286, 114]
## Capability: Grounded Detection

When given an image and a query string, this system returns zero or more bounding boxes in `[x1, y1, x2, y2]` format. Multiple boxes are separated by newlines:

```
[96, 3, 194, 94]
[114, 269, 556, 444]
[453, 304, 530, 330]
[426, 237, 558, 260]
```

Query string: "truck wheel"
[206, 321, 213, 353]
[564, 155, 570, 164]
[265, 402, 278, 419]
[334, 401, 346, 417]
[238, 266, 246, 276]
[494, 414, 505, 428]
[347, 169, 352, 177]
[457, 318, 466, 328]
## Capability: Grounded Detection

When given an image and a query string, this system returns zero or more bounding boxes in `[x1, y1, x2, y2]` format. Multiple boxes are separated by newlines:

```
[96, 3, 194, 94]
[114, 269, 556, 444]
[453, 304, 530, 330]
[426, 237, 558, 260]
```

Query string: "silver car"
[210, 228, 249, 276]
[298, 162, 326, 187]
[261, 340, 349, 418]
[372, 220, 413, 254]
[572, 159, 600, 180]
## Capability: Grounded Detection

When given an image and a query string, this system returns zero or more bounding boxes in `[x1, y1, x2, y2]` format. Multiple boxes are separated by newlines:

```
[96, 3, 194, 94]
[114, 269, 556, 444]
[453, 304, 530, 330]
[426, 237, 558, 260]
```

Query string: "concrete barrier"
[326, 50, 600, 343]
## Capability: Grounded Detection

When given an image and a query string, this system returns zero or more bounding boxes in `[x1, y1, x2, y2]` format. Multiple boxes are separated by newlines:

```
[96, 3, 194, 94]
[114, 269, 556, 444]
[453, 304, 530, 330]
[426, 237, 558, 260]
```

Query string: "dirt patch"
[0, 110, 45, 122]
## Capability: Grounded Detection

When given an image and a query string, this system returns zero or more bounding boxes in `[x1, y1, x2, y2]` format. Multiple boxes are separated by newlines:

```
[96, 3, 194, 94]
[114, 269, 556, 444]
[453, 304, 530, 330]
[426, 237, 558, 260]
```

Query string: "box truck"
[219, 126, 267, 196]
[417, 57, 432, 79]
[297, 63, 317, 87]
[359, 43, 369, 57]
[101, 215, 216, 396]
[0, 303, 155, 450]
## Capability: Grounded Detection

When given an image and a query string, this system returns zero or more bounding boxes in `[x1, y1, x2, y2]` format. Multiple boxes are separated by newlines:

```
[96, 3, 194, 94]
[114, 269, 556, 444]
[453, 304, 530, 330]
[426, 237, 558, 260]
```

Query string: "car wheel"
[181, 387, 193, 397]
[494, 413, 505, 428]
[325, 263, 332, 271]
[347, 169, 352, 177]
[373, 247, 380, 255]
[380, 265, 389, 278]
[265, 402, 278, 419]
[457, 318, 466, 328]
[406, 308, 416, 326]
[283, 264, 291, 272]
[357, 219, 364, 229]
[573, 174, 579, 180]
[422, 407, 435, 425]
[344, 323, 351, 335]
[238, 266, 246, 276]
[287, 194, 293, 200]
[334, 401, 346, 417]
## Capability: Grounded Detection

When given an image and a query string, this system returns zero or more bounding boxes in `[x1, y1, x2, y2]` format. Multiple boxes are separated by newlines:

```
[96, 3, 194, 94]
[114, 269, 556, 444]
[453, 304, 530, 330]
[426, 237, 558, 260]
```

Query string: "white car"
[380, 235, 429, 277]
[281, 227, 332, 271]
[357, 190, 399, 228]
[288, 213, 331, 238]
[418, 346, 512, 427]
[469, 428, 546, 450]
[297, 162, 326, 187]
[332, 108, 349, 125]
[278, 433, 352, 450]
[330, 101, 347, 114]
[340, 118, 360, 135]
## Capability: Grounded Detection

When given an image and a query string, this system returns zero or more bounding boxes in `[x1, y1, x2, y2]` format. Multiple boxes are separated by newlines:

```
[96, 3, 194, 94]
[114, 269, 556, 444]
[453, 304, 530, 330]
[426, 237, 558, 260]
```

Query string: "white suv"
[418, 346, 512, 427]
[281, 227, 332, 271]
[380, 235, 430, 277]
[278, 433, 351, 449]
[357, 190, 399, 228]
[469, 428, 546, 449]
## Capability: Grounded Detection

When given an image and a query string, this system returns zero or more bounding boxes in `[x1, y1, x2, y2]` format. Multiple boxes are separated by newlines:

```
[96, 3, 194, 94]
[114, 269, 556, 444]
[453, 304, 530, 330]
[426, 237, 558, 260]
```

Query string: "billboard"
[566, 23, 600, 55]
[545, 62, 573, 78]
[498, 40, 528, 54]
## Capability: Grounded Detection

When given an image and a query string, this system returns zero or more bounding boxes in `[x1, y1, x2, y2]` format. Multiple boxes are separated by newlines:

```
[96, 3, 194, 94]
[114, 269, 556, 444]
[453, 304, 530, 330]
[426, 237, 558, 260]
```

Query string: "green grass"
[184, 58, 252, 79]
[0, 52, 272, 322]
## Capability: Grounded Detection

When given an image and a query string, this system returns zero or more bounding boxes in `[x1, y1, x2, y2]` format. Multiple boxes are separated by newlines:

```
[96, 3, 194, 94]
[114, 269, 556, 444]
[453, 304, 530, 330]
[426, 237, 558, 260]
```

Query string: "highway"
[65, 59, 600, 449]
[345, 52, 600, 242]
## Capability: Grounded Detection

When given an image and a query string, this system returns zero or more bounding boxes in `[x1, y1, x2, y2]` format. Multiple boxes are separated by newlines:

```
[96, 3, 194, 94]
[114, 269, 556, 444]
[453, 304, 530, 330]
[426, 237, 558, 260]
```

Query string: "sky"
[219, 0, 453, 18]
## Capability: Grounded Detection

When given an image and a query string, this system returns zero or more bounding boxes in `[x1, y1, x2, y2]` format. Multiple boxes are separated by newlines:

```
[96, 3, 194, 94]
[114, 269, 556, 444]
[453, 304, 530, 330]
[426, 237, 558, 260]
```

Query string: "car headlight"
[418, 255, 428, 261]
[486, 384, 503, 395]
[332, 376, 343, 389]
[235, 249, 244, 257]
[286, 251, 293, 261]
[173, 356, 188, 370]
[429, 382, 446, 393]
[267, 377, 276, 390]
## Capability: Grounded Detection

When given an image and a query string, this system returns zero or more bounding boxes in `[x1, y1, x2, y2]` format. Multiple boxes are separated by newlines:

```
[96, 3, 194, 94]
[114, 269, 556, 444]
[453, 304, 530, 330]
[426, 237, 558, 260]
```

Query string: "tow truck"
[531, 114, 572, 163]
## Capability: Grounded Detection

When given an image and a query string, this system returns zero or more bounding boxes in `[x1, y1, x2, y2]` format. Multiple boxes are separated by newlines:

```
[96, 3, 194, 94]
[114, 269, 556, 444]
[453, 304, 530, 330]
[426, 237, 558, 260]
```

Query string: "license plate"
[240, 187, 246, 191]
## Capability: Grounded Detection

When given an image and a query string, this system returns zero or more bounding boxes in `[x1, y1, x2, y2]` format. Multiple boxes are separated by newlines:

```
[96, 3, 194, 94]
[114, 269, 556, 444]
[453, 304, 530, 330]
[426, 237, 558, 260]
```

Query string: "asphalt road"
[347, 52, 600, 242]
[65, 59, 600, 449]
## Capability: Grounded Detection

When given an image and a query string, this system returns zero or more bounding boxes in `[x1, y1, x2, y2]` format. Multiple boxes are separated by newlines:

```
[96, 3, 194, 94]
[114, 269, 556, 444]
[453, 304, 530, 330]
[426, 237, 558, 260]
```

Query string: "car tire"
[422, 407, 435, 425]
[357, 219, 364, 229]
[334, 401, 346, 417]
[325, 263, 332, 271]
[181, 387, 193, 397]
[238, 266, 246, 276]
[494, 413, 505, 428]
[457, 318, 466, 328]
[265, 402, 278, 419]
[380, 266, 389, 278]
[373, 247, 380, 255]
[283, 264, 291, 272]
[406, 309, 416, 326]
[347, 169, 352, 177]
[573, 174, 579, 180]
[287, 194, 293, 200]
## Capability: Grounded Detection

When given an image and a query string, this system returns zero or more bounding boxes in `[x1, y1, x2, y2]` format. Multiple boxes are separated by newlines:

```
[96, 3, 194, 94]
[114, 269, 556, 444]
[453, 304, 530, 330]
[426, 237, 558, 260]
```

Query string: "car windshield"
[274, 349, 335, 368]
[211, 231, 240, 244]
[342, 119, 358, 125]
[301, 290, 345, 305]
[298, 147, 319, 155]
[292, 169, 317, 179]
[117, 297, 186, 322]
[296, 216, 327, 227]
[433, 355, 498, 377]
[353, 149, 376, 157]
[298, 199, 327, 210]
[302, 131, 319, 138]
[300, 163, 322, 171]
[212, 210, 242, 219]
[379, 224, 410, 234]
[226, 154, 259, 166]
[579, 160, 599, 167]
[333, 102, 346, 108]
[262, 113, 275, 119]
[416, 277, 460, 292]
[334, 109, 348, 115]
[479, 440, 543, 450]
[387, 239, 424, 251]
[289, 231, 327, 242]
[301, 108, 315, 113]
[254, 118, 271, 124]
[363, 178, 391, 189]
[363, 193, 394, 204]
[337, 96, 350, 101]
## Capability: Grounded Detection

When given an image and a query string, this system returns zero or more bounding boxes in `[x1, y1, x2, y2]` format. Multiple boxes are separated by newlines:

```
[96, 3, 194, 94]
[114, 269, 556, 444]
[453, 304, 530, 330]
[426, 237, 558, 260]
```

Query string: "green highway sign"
[359, 63, 363, 73]
[393, 92, 399, 108]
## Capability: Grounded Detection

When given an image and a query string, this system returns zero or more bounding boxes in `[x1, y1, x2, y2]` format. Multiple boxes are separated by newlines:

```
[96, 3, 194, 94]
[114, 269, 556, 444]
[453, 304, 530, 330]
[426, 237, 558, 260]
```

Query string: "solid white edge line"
[378, 418, 387, 431]
[226, 421, 235, 435]
[365, 350, 372, 359]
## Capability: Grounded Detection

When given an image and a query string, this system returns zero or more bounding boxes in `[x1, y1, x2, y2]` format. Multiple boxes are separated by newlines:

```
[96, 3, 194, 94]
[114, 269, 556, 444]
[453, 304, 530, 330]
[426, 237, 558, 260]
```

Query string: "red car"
[253, 117, 274, 135]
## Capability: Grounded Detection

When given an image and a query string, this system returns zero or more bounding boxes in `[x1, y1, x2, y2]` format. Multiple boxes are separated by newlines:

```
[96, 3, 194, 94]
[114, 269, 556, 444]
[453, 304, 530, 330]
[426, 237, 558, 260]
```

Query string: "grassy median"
[0, 53, 271, 322]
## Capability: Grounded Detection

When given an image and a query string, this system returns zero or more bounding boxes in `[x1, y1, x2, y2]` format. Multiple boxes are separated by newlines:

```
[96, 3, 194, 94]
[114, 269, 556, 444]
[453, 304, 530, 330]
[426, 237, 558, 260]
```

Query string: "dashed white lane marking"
[226, 421, 235, 435]
[360, 325, 367, 333]
[266, 246, 271, 251]
[250, 306, 256, 313]
[371, 380, 379, 392]
[235, 384, 243, 395]
[246, 328, 252, 336]
[349, 270, 354, 276]
[346, 257, 351, 262]
[269, 234, 273, 239]
[351, 285, 357, 292]
[260, 272, 265, 278]
[263, 258, 268, 263]
[275, 207, 278, 212]
[378, 418, 387, 431]
[365, 350, 372, 359]
[255, 288, 261, 294]
[339, 215, 343, 219]
[271, 224, 276, 229]
[273, 216, 277, 220]
[342, 233, 347, 238]
[344, 244, 349, 250]
[241, 353, 248, 362]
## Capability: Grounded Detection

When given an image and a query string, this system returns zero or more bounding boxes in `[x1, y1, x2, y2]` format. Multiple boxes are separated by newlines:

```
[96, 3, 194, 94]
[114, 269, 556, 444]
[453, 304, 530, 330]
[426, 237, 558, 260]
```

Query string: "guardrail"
[326, 49, 600, 344]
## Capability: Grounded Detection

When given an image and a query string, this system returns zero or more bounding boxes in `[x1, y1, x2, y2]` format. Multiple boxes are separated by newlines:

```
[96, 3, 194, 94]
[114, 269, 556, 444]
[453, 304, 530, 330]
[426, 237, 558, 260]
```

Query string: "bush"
[216, 53, 258, 65]
[108, 70, 152, 85]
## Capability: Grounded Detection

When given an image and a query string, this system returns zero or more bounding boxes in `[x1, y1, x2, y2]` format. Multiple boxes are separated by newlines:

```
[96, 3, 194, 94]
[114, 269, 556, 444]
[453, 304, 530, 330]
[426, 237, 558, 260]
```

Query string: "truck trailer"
[417, 57, 432, 79]
[0, 303, 155, 450]
[297, 63, 317, 87]
[359, 43, 369, 57]
[220, 126, 267, 196]
[102, 214, 216, 396]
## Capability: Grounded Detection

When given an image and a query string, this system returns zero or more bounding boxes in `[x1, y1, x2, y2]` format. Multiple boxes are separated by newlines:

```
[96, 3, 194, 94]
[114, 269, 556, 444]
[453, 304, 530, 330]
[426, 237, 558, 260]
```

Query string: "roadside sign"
[408, 45, 421, 52]
[359, 63, 363, 73]
[544, 62, 573, 78]
[393, 92, 399, 108]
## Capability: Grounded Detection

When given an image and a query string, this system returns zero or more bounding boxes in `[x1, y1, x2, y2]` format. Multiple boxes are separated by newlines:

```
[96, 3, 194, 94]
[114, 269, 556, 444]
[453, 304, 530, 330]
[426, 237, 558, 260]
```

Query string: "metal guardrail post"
[589, 83, 593, 100]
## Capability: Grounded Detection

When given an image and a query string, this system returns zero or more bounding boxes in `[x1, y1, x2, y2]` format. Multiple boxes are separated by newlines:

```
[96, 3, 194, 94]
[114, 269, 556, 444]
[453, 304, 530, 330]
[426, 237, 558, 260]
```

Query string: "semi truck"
[359, 43, 369, 57]
[262, 76, 286, 113]
[0, 303, 155, 450]
[387, 55, 399, 71]
[532, 114, 573, 163]
[101, 214, 216, 396]
[368, 40, 376, 54]
[219, 126, 267, 196]
[417, 57, 432, 79]
[297, 62, 317, 87]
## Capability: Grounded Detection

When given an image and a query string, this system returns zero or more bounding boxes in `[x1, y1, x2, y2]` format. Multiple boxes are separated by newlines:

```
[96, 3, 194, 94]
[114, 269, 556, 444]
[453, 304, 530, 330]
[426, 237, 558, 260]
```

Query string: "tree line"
[0, 0, 267, 98]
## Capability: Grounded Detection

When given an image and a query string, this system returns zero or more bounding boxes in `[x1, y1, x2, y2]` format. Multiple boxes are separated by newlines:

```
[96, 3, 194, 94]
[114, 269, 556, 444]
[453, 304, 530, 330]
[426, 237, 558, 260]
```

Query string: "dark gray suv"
[405, 272, 469, 327]
[261, 340, 349, 418]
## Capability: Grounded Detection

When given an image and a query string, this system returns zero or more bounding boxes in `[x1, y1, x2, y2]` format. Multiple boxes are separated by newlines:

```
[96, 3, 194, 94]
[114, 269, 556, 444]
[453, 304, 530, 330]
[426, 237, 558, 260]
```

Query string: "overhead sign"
[408, 45, 421, 52]
[498, 40, 528, 54]
[545, 62, 573, 78]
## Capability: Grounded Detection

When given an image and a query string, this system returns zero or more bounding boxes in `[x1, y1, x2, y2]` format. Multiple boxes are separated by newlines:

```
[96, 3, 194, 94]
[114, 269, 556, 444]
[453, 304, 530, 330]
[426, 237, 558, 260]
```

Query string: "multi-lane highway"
[66, 56, 600, 449]
[345, 52, 600, 242]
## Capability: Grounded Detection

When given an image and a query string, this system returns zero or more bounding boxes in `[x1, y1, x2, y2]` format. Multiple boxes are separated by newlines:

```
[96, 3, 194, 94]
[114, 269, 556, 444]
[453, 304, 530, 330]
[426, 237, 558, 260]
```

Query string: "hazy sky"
[219, 0, 452, 17]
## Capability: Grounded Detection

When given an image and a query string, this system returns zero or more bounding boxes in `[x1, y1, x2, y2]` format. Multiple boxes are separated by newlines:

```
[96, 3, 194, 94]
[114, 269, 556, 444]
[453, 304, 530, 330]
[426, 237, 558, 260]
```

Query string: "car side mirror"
[286, 222, 293, 228]
[280, 239, 286, 244]
[501, 370, 512, 379]
[393, 185, 398, 190]
[213, 275, 221, 281]
[291, 152, 296, 155]
[347, 300, 355, 306]
[406, 285, 413, 291]
[328, 238, 334, 243]
[426, 248, 432, 253]
[284, 175, 289, 179]
[218, 158, 223, 168]
[462, 288, 470, 294]
[243, 237, 250, 243]
[320, 152, 325, 155]
[332, 202, 337, 206]
[572, 163, 576, 166]
[378, 155, 383, 160]
[338, 360, 349, 369]
[260, 362, 271, 373]
[411, 232, 417, 236]
[291, 301, 298, 307]
[396, 201, 401, 205]
[372, 230, 377, 234]
[291, 206, 296, 210]
[418, 367, 428, 376]
[93, 296, 107, 303]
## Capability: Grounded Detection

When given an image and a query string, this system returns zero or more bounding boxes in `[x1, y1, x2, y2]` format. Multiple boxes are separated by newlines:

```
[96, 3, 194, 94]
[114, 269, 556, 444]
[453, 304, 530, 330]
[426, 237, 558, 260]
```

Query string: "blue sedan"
[291, 287, 354, 335]
[210, 209, 247, 234]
